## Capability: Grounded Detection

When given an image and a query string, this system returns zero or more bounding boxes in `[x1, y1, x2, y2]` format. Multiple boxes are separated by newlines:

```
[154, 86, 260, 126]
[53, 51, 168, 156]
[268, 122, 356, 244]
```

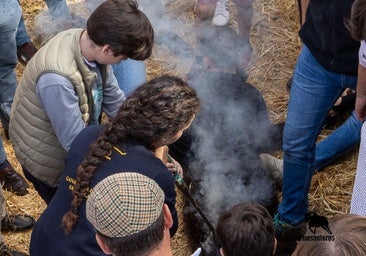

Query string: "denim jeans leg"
[112, 59, 147, 97]
[0, 14, 20, 131]
[0, 1, 21, 164]
[314, 110, 361, 171]
[16, 16, 30, 46]
[45, 0, 70, 17]
[278, 45, 345, 225]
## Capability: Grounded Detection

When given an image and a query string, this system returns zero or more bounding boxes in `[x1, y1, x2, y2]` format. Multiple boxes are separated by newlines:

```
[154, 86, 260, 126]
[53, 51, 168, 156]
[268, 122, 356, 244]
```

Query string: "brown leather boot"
[0, 162, 28, 196]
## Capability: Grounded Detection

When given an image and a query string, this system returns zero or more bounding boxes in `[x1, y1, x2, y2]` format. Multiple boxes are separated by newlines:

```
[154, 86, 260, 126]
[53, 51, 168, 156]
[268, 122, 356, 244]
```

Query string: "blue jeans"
[45, 0, 70, 17]
[0, 1, 21, 164]
[278, 45, 360, 225]
[16, 0, 71, 47]
[112, 59, 147, 97]
[16, 16, 30, 46]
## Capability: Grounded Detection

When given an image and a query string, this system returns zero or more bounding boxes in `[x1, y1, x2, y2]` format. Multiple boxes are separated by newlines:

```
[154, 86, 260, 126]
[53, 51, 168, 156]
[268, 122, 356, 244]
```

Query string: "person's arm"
[355, 41, 366, 121]
[355, 64, 366, 121]
[36, 73, 85, 151]
[300, 0, 309, 25]
[102, 65, 125, 118]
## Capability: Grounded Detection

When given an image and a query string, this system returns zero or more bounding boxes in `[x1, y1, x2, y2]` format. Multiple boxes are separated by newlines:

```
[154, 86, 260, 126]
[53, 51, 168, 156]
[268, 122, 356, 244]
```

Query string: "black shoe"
[1, 214, 35, 232]
[0, 244, 28, 256]
[273, 213, 306, 255]
[0, 162, 29, 196]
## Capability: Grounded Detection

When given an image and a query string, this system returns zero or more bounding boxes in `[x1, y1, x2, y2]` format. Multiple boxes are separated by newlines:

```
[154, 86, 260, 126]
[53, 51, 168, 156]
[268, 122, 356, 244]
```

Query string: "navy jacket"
[30, 125, 177, 256]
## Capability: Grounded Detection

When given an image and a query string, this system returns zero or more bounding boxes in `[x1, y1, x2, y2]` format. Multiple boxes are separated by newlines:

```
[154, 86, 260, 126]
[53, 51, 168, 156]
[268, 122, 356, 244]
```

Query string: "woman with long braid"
[29, 75, 200, 256]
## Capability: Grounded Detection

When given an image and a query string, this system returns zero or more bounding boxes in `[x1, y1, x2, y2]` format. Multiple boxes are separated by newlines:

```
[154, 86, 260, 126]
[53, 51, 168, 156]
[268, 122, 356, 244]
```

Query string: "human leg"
[235, 0, 254, 69]
[278, 45, 345, 226]
[23, 167, 57, 205]
[0, 1, 29, 197]
[16, 16, 30, 46]
[44, 0, 71, 18]
[196, 0, 217, 20]
[235, 0, 254, 40]
[314, 110, 360, 171]
[0, 2, 21, 131]
[112, 59, 147, 97]
[15, 1, 38, 66]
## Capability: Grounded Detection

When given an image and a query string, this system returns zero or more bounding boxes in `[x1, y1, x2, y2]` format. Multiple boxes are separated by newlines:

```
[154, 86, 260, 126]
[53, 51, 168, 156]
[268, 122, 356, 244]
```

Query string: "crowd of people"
[1, 0, 366, 255]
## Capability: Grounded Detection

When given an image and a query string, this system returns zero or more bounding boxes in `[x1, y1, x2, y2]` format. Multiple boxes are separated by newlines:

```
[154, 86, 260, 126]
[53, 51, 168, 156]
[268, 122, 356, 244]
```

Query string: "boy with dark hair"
[86, 172, 173, 256]
[216, 202, 277, 256]
[9, 0, 154, 204]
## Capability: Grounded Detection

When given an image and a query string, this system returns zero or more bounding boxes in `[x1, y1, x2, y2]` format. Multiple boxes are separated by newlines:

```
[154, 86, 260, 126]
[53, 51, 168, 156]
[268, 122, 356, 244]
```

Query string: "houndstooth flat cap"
[86, 172, 165, 237]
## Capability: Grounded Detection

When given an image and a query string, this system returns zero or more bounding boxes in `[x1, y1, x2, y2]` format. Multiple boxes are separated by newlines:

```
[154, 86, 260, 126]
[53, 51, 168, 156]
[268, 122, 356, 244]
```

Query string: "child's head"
[87, 0, 154, 60]
[109, 74, 200, 149]
[345, 0, 366, 41]
[292, 214, 366, 256]
[86, 172, 171, 256]
[216, 202, 276, 256]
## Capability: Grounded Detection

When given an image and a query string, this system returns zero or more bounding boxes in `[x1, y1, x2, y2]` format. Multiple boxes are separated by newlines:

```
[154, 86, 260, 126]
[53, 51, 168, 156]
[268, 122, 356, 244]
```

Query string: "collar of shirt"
[83, 56, 97, 68]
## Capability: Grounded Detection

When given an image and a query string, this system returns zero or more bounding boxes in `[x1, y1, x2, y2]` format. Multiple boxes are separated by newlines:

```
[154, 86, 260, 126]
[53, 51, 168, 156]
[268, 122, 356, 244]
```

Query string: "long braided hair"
[61, 75, 200, 233]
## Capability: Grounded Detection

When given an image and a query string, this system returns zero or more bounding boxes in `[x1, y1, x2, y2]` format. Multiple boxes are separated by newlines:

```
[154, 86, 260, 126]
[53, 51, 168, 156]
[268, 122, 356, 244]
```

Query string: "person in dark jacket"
[274, 0, 360, 248]
[29, 75, 200, 256]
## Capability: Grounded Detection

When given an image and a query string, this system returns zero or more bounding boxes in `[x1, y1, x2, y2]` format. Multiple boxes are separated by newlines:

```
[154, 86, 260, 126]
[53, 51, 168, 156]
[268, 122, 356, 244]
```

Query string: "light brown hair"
[292, 214, 366, 256]
[345, 0, 366, 41]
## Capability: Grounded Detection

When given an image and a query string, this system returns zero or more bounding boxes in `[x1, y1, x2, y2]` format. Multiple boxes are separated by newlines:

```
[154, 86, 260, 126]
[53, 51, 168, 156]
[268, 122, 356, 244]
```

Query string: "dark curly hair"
[61, 75, 200, 233]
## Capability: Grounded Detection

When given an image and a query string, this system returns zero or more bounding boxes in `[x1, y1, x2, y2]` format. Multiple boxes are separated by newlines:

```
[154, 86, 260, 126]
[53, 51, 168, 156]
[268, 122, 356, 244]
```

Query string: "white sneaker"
[260, 153, 283, 188]
[212, 0, 230, 26]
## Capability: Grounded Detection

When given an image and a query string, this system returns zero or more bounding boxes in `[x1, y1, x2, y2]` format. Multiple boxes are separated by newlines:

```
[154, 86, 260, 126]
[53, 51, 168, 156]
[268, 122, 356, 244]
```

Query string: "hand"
[166, 155, 184, 177]
[355, 96, 366, 121]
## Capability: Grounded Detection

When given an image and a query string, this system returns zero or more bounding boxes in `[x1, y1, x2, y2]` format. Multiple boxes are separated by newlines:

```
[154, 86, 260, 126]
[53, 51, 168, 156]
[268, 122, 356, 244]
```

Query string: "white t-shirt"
[359, 40, 366, 67]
